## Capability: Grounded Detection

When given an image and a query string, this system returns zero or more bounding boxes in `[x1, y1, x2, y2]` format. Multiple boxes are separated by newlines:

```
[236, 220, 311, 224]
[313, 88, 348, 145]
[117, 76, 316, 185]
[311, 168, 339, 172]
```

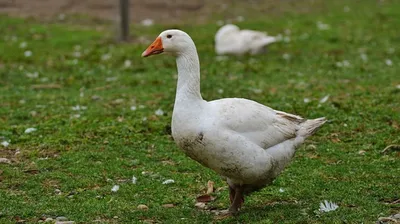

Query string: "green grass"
[0, 1, 399, 223]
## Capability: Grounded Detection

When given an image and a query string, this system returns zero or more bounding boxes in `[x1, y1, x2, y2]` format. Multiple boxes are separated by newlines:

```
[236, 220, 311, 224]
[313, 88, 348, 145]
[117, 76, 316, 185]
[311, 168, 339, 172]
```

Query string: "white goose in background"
[215, 24, 278, 56]
[142, 30, 326, 214]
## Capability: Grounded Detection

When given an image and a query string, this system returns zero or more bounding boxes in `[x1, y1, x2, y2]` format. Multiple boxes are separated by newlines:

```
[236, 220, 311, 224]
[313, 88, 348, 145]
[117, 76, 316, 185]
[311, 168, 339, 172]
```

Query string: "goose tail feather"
[298, 117, 327, 138]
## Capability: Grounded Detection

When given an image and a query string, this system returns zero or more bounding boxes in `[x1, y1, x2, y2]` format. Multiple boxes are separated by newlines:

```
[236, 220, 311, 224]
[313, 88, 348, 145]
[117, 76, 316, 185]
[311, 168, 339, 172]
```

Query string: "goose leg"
[229, 185, 235, 204]
[229, 185, 244, 214]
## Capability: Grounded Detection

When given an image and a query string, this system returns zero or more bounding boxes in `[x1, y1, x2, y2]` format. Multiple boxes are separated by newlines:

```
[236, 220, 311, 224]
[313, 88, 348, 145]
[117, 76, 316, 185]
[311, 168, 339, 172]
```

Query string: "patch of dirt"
[0, 0, 326, 24]
[0, 148, 16, 159]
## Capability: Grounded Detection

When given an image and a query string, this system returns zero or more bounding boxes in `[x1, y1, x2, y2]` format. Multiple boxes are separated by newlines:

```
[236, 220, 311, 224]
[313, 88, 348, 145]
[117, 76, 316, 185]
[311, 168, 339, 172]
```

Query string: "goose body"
[215, 24, 277, 56]
[142, 29, 326, 213]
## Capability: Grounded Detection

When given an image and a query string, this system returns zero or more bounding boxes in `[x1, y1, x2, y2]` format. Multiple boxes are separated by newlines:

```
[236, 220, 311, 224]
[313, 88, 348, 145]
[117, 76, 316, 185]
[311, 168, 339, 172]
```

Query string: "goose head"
[142, 29, 195, 57]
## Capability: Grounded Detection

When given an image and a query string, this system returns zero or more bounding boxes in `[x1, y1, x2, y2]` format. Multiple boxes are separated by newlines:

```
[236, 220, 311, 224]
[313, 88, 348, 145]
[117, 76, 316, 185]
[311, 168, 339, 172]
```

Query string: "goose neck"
[175, 49, 203, 102]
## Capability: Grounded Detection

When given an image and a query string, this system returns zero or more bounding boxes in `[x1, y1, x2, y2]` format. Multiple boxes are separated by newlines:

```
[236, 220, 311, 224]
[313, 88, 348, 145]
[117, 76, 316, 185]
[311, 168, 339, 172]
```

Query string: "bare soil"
[0, 0, 325, 24]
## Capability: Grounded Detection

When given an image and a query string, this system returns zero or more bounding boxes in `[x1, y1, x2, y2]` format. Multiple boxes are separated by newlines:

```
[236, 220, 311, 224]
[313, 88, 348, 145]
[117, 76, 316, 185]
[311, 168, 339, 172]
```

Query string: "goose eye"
[167, 34, 172, 39]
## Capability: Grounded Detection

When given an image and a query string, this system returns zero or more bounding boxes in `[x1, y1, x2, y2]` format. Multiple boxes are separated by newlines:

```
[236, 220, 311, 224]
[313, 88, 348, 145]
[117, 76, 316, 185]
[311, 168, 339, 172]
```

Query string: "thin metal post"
[119, 0, 130, 41]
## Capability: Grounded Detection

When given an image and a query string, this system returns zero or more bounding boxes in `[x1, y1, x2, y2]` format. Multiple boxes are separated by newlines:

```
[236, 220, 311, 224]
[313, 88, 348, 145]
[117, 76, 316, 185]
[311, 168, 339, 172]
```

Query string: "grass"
[0, 0, 399, 223]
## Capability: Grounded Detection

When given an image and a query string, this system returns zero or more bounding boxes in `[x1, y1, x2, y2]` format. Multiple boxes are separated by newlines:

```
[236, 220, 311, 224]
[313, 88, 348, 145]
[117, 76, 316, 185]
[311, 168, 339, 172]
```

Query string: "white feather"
[319, 200, 339, 212]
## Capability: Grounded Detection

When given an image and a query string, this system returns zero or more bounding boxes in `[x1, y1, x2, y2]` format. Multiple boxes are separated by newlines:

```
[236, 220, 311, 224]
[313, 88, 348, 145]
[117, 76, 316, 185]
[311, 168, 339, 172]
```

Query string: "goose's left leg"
[229, 185, 244, 214]
[229, 185, 235, 204]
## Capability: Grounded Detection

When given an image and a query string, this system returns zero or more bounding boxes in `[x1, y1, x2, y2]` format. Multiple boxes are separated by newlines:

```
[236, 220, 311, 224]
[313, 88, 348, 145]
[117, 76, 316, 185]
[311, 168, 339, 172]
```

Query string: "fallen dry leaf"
[162, 204, 175, 208]
[213, 212, 232, 220]
[306, 153, 320, 159]
[23, 169, 39, 174]
[377, 217, 397, 223]
[15, 216, 26, 223]
[0, 158, 11, 164]
[196, 195, 215, 203]
[358, 150, 366, 155]
[390, 120, 400, 130]
[137, 204, 149, 210]
[195, 202, 206, 209]
[381, 145, 400, 154]
[148, 115, 159, 121]
[161, 160, 175, 166]
[215, 186, 228, 192]
[31, 84, 62, 89]
[207, 180, 214, 194]
[330, 133, 341, 143]
[269, 87, 277, 94]
[306, 144, 317, 150]
[94, 85, 113, 91]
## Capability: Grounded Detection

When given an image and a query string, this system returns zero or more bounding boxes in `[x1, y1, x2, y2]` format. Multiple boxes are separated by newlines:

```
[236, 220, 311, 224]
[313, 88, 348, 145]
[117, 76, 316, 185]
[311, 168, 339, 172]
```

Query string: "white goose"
[142, 30, 326, 214]
[215, 24, 277, 56]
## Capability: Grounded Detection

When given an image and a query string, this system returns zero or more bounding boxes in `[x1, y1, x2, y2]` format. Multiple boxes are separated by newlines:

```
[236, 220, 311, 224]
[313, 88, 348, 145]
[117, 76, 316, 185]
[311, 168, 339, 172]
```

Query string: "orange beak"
[141, 37, 164, 57]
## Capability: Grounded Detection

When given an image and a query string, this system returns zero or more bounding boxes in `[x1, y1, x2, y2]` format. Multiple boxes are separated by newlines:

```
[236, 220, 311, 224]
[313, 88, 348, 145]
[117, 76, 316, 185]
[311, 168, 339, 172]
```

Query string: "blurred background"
[0, 0, 331, 25]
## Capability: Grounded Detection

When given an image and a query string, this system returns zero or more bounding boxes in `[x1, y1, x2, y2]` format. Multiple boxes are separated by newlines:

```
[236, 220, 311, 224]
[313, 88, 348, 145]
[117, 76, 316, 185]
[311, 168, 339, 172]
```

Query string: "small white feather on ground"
[155, 109, 164, 116]
[1, 141, 10, 147]
[319, 200, 339, 212]
[25, 128, 37, 133]
[162, 179, 175, 185]
[319, 95, 330, 104]
[111, 185, 120, 192]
